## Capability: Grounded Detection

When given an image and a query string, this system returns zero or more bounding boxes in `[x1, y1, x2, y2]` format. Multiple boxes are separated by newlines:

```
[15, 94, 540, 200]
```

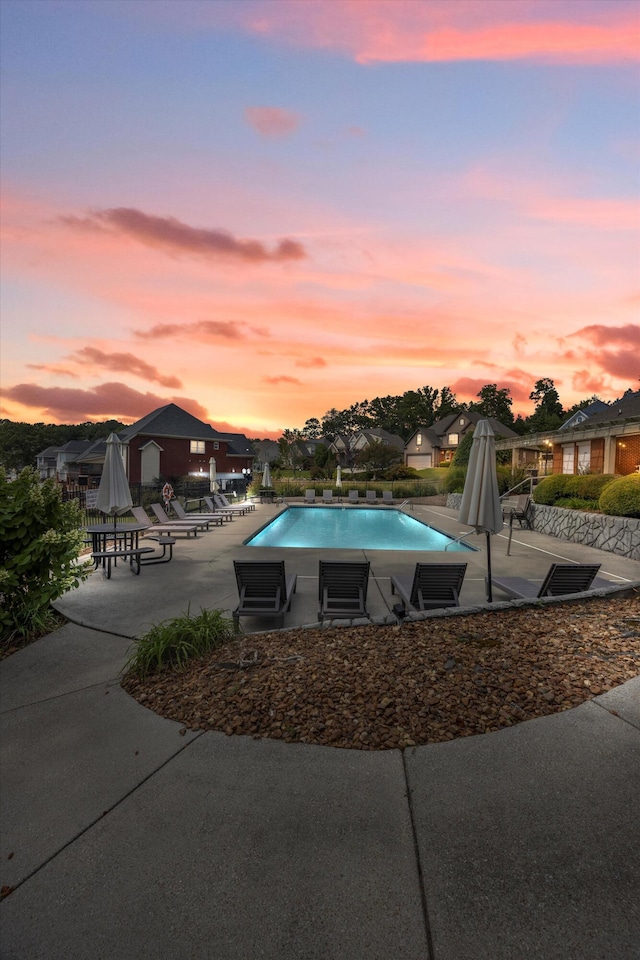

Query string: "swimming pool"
[245, 506, 474, 551]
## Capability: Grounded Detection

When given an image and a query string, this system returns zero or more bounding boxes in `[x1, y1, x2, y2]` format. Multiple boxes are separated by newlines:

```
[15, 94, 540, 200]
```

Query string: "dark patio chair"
[492, 563, 608, 600]
[391, 562, 467, 611]
[232, 560, 297, 628]
[318, 560, 370, 620]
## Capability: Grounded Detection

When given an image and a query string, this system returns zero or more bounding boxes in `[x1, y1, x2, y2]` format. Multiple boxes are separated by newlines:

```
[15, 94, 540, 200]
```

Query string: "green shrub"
[599, 475, 640, 518]
[124, 607, 235, 678]
[0, 467, 89, 644]
[443, 466, 466, 493]
[565, 474, 616, 500]
[392, 482, 437, 498]
[554, 497, 601, 511]
[533, 475, 572, 505]
[383, 464, 420, 480]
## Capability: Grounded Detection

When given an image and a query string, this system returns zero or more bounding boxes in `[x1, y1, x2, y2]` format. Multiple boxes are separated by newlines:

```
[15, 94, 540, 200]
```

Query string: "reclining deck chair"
[151, 502, 213, 533]
[322, 490, 334, 504]
[347, 490, 359, 504]
[382, 490, 394, 504]
[318, 560, 370, 621]
[203, 496, 234, 520]
[304, 489, 316, 504]
[365, 491, 377, 504]
[213, 494, 251, 516]
[232, 560, 297, 628]
[131, 505, 199, 538]
[391, 562, 467, 611]
[492, 563, 607, 600]
[171, 500, 224, 528]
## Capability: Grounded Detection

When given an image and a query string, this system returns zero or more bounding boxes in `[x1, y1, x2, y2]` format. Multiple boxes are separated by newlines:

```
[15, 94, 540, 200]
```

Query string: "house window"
[190, 440, 205, 454]
[459, 418, 465, 425]
[214, 441, 219, 450]
[416, 433, 422, 447]
[562, 444, 574, 474]
[577, 442, 590, 474]
[448, 433, 459, 445]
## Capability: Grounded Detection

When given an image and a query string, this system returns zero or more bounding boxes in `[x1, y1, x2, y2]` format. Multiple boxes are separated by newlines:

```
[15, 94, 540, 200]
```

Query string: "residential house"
[494, 390, 640, 476]
[36, 440, 96, 483]
[404, 413, 519, 469]
[252, 440, 280, 472]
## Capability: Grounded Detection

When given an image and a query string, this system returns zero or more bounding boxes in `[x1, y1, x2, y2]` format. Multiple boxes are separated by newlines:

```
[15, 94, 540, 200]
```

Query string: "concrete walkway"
[1, 503, 639, 959]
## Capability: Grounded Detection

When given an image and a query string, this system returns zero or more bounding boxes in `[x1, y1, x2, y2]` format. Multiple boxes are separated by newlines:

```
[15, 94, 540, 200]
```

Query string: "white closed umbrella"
[458, 420, 503, 602]
[262, 462, 272, 488]
[336, 465, 342, 488]
[209, 457, 217, 493]
[96, 434, 132, 530]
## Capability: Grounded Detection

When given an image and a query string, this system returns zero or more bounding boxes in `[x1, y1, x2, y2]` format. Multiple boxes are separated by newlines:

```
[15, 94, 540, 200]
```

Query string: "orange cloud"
[1, 382, 209, 423]
[134, 319, 270, 341]
[26, 364, 79, 378]
[448, 375, 531, 404]
[60, 207, 307, 263]
[69, 347, 182, 389]
[244, 105, 302, 137]
[262, 375, 303, 386]
[295, 356, 327, 368]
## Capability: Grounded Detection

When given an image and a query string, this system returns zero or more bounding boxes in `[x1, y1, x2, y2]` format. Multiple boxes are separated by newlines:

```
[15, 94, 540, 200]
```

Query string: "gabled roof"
[355, 428, 405, 450]
[221, 433, 255, 457]
[119, 403, 220, 442]
[573, 390, 640, 429]
[409, 413, 518, 445]
[560, 399, 609, 430]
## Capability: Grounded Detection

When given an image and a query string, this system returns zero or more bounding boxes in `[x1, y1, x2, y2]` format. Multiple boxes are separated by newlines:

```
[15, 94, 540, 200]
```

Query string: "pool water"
[245, 506, 473, 551]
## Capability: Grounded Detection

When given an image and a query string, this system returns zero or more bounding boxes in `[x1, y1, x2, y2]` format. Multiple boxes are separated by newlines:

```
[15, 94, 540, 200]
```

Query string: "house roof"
[356, 428, 405, 450]
[408, 413, 518, 446]
[221, 433, 255, 457]
[119, 403, 221, 442]
[560, 399, 610, 430]
[572, 390, 640, 429]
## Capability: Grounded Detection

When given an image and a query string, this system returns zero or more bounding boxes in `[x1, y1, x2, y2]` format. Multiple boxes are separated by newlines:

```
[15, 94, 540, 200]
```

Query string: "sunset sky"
[1, 0, 639, 439]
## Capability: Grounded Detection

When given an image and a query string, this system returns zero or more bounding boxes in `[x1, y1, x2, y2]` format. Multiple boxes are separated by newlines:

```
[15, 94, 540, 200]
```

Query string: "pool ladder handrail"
[444, 529, 476, 551]
[398, 498, 414, 511]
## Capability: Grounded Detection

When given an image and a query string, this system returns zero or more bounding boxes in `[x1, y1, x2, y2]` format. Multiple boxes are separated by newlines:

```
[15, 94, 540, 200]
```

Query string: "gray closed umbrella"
[336, 465, 342, 488]
[96, 433, 133, 530]
[209, 457, 218, 493]
[262, 462, 272, 489]
[458, 420, 503, 601]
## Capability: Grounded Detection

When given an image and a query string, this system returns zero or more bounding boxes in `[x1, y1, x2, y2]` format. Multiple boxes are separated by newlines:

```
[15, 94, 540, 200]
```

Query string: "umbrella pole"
[486, 531, 493, 602]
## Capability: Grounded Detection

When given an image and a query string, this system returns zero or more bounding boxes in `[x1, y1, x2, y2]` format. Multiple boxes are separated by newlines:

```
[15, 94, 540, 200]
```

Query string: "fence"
[63, 479, 239, 527]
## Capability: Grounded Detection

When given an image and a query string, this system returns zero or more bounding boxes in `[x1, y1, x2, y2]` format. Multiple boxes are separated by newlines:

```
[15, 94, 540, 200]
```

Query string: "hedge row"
[533, 474, 640, 518]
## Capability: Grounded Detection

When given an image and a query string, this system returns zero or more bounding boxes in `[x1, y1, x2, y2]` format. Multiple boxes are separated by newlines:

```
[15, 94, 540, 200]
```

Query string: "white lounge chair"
[304, 489, 316, 504]
[131, 505, 200, 538]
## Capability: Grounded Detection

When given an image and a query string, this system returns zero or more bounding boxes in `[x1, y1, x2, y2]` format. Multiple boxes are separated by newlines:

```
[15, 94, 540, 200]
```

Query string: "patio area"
[55, 500, 640, 637]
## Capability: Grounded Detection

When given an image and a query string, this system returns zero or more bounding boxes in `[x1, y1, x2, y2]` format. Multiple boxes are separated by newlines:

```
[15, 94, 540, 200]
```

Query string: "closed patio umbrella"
[458, 419, 503, 602]
[336, 465, 342, 488]
[262, 462, 272, 488]
[209, 457, 217, 493]
[96, 433, 133, 530]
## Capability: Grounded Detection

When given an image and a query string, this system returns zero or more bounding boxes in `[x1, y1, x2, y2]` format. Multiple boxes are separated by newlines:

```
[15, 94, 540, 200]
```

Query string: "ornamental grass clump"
[124, 606, 235, 678]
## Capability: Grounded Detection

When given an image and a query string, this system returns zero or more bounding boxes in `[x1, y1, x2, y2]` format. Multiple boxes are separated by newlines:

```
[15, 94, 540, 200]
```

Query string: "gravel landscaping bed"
[123, 592, 640, 750]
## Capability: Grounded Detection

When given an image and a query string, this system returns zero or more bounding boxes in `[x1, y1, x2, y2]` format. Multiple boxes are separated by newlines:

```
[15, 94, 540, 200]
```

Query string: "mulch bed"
[122, 592, 640, 750]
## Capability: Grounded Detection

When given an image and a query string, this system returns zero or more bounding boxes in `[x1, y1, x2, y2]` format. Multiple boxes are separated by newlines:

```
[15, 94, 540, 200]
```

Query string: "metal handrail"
[500, 476, 535, 501]
[398, 498, 413, 510]
[445, 529, 476, 551]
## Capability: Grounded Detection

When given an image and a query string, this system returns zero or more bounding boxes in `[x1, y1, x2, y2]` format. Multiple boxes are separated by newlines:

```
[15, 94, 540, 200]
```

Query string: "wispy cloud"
[69, 347, 182, 388]
[262, 375, 303, 385]
[134, 320, 270, 341]
[244, 105, 302, 138]
[295, 356, 327, 368]
[568, 324, 640, 380]
[60, 207, 307, 263]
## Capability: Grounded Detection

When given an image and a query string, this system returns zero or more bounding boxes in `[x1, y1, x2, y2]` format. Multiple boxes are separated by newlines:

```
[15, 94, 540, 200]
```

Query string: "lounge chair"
[131, 505, 199, 538]
[365, 491, 377, 504]
[382, 490, 394, 504]
[203, 496, 234, 520]
[151, 502, 213, 533]
[232, 560, 297, 628]
[492, 563, 608, 600]
[347, 490, 359, 504]
[318, 560, 370, 620]
[322, 490, 334, 504]
[214, 494, 251, 516]
[218, 492, 255, 512]
[391, 562, 467, 611]
[171, 500, 224, 528]
[305, 489, 316, 504]
[502, 494, 533, 530]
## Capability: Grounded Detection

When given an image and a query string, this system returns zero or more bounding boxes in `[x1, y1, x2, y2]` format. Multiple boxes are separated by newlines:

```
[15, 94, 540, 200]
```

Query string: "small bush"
[392, 483, 438, 499]
[443, 466, 466, 493]
[599, 475, 640, 518]
[533, 475, 572, 505]
[0, 467, 89, 644]
[383, 465, 420, 480]
[554, 497, 601, 511]
[565, 474, 616, 501]
[124, 607, 235, 678]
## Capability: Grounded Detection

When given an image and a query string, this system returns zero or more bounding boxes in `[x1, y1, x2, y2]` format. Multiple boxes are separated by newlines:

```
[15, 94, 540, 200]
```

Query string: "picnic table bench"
[91, 546, 156, 578]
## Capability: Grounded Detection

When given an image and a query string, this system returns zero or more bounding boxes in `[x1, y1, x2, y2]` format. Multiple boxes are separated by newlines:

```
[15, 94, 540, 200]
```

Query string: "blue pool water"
[245, 507, 473, 551]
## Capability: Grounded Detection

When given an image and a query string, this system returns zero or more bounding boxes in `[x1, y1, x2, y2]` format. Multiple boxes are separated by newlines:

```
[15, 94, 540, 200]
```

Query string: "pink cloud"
[60, 207, 307, 263]
[1, 382, 209, 423]
[69, 347, 182, 389]
[26, 364, 79, 378]
[295, 356, 327, 368]
[244, 105, 302, 138]
[262, 375, 303, 386]
[134, 319, 270, 341]
[448, 375, 531, 404]
[569, 323, 640, 380]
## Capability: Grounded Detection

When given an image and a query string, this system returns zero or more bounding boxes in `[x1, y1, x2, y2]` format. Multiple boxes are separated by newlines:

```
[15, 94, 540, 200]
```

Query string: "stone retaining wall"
[445, 493, 640, 560]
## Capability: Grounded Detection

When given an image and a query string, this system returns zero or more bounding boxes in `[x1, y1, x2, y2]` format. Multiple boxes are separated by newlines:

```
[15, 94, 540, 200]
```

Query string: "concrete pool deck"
[53, 499, 640, 637]
[1, 500, 639, 959]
